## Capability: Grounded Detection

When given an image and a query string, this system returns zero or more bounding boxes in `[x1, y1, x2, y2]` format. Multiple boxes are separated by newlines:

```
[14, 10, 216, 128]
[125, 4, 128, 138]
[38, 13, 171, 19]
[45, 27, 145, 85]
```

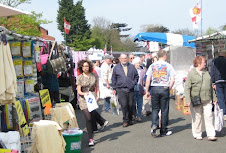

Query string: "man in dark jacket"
[210, 50, 226, 118]
[112, 53, 139, 127]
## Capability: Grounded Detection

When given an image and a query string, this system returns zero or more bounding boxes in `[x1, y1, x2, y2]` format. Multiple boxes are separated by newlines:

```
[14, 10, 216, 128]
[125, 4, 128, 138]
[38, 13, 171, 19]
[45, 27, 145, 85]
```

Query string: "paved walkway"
[75, 99, 226, 153]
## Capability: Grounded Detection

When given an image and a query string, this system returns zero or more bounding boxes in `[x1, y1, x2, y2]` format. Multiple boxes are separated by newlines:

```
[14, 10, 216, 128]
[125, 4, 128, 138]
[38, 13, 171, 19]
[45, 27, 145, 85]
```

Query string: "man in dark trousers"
[145, 50, 175, 137]
[211, 49, 226, 120]
[112, 53, 139, 127]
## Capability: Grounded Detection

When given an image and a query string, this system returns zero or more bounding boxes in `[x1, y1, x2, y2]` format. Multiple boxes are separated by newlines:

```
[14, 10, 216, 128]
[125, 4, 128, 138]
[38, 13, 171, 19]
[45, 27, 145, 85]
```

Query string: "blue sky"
[18, 0, 226, 41]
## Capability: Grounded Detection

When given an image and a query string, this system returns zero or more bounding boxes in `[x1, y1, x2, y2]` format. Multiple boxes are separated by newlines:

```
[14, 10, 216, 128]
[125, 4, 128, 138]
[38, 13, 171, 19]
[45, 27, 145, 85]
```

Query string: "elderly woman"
[184, 56, 217, 141]
[76, 59, 108, 146]
[132, 57, 146, 122]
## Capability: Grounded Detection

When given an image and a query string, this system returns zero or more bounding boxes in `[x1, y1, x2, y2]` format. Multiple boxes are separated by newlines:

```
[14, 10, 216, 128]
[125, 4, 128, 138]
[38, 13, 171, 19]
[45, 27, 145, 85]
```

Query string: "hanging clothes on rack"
[0, 40, 17, 105]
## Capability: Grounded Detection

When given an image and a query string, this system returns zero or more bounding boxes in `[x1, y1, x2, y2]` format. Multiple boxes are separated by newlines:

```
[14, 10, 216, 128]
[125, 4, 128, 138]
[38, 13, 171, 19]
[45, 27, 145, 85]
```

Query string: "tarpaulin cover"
[134, 32, 196, 48]
[0, 3, 31, 17]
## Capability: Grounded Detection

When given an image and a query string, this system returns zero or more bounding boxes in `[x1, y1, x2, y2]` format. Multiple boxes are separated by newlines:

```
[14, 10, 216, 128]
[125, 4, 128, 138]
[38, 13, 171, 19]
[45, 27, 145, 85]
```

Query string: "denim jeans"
[104, 97, 111, 112]
[151, 86, 170, 134]
[216, 83, 226, 115]
[133, 91, 143, 118]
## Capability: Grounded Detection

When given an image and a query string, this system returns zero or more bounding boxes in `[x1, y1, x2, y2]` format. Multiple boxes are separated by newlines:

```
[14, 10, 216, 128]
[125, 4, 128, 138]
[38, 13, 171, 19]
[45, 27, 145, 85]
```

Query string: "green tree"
[121, 37, 137, 51]
[0, 0, 30, 7]
[90, 16, 135, 51]
[57, 0, 92, 50]
[0, 0, 51, 36]
[172, 28, 200, 37]
[220, 24, 226, 31]
[141, 24, 169, 33]
[205, 27, 218, 35]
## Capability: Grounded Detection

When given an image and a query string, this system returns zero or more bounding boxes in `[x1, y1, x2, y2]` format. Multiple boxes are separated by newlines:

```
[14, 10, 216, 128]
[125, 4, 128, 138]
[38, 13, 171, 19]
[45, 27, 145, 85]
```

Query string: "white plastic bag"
[214, 103, 224, 132]
[84, 92, 99, 112]
[110, 95, 120, 115]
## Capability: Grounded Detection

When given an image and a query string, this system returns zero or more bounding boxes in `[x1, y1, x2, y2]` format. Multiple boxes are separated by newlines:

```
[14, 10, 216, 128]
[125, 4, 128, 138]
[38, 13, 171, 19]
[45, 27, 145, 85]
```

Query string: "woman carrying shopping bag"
[76, 59, 108, 146]
[184, 56, 217, 141]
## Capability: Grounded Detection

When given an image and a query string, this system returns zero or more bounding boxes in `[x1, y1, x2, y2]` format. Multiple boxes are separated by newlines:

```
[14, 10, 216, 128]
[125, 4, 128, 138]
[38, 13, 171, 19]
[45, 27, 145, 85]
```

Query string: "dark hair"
[112, 57, 119, 64]
[146, 58, 152, 69]
[193, 56, 206, 67]
[157, 50, 167, 58]
[77, 59, 93, 74]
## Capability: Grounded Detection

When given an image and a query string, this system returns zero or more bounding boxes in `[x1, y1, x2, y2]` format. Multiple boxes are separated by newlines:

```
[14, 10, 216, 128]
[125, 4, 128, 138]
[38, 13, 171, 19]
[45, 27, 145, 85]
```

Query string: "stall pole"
[64, 32, 67, 48]
[201, 0, 203, 36]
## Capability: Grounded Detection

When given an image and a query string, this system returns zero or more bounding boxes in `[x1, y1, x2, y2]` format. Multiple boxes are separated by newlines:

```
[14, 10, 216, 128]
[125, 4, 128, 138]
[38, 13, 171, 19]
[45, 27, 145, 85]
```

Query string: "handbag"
[40, 41, 49, 65]
[47, 41, 67, 74]
[190, 74, 203, 107]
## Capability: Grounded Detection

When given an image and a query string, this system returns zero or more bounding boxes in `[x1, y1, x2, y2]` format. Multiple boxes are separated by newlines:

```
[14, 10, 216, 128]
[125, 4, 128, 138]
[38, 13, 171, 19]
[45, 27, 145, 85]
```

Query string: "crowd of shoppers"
[76, 49, 226, 146]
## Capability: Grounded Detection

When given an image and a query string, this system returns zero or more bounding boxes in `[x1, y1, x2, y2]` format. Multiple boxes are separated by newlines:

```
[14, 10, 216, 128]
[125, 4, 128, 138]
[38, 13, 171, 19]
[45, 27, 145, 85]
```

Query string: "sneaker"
[89, 139, 95, 146]
[161, 131, 172, 137]
[208, 137, 217, 141]
[195, 137, 203, 140]
[151, 125, 158, 137]
[99, 121, 109, 131]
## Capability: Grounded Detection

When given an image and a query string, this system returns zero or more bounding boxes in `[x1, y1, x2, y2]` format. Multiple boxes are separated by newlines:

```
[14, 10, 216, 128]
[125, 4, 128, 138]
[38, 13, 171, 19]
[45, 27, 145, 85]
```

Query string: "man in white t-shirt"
[101, 55, 113, 112]
[145, 50, 175, 137]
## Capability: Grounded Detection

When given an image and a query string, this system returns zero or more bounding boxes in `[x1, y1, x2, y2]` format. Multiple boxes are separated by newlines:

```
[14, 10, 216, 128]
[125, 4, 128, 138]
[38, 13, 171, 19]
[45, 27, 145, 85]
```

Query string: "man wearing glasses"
[129, 53, 135, 63]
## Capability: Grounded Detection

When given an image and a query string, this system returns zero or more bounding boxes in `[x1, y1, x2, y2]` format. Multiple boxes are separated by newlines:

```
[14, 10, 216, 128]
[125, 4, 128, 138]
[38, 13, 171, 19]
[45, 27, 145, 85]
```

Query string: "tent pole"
[201, 0, 203, 36]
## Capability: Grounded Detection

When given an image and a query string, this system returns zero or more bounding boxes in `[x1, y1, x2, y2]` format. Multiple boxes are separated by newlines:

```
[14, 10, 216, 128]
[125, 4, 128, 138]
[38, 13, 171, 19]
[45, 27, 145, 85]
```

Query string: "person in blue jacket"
[112, 53, 139, 127]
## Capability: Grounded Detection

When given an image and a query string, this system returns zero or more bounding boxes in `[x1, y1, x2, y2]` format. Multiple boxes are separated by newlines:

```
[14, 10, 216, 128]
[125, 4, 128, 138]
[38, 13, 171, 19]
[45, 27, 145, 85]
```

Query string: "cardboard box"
[181, 106, 190, 115]
[176, 95, 182, 111]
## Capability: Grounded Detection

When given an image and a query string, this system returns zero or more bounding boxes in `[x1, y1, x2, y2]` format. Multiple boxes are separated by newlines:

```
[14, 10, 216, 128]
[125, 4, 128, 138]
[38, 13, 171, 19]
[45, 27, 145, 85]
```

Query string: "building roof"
[189, 31, 226, 42]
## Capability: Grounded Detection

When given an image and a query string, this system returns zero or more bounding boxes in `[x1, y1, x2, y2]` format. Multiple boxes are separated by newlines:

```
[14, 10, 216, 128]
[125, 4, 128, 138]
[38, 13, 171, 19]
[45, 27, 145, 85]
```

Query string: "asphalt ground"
[75, 99, 226, 153]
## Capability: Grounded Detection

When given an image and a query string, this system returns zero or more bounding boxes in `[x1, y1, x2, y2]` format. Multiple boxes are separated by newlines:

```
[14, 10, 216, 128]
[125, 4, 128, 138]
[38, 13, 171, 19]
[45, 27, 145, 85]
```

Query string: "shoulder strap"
[49, 41, 56, 59]
[198, 73, 203, 96]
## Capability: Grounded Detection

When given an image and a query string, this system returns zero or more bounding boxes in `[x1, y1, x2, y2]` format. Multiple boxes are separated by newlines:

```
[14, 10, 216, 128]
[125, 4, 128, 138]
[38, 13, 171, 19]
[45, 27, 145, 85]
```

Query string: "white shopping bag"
[84, 92, 99, 112]
[214, 103, 224, 132]
[110, 94, 120, 116]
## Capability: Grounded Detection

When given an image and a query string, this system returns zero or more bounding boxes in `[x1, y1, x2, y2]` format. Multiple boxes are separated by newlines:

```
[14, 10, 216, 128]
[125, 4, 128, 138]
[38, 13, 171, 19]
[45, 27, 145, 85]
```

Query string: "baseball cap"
[104, 55, 113, 59]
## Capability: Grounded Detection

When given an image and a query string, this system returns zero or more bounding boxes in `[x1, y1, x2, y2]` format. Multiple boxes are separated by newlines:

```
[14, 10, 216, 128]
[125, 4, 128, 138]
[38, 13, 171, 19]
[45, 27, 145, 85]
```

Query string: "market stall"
[0, 26, 81, 153]
[189, 31, 226, 69]
[134, 32, 197, 115]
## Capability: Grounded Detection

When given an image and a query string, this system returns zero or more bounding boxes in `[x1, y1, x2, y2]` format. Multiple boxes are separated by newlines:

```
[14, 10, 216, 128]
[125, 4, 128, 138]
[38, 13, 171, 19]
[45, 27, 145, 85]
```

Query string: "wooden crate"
[181, 105, 190, 115]
[182, 97, 188, 106]
[176, 95, 182, 111]
[170, 89, 175, 95]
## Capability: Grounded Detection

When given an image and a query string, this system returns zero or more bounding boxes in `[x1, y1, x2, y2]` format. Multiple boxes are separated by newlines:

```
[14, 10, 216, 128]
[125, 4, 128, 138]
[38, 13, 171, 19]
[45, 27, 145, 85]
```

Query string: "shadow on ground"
[96, 131, 130, 142]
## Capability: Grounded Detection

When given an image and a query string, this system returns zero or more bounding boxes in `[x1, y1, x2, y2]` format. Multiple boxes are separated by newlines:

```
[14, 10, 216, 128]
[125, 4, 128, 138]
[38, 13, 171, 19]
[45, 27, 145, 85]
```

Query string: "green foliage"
[90, 16, 136, 51]
[0, 12, 52, 36]
[172, 28, 200, 37]
[57, 0, 92, 50]
[141, 24, 169, 33]
[205, 27, 218, 35]
[220, 24, 226, 31]
[0, 0, 31, 7]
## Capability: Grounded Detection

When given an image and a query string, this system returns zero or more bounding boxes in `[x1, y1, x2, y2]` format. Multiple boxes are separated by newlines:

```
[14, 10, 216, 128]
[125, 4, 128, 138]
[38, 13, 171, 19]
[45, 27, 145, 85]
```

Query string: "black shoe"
[160, 131, 172, 137]
[146, 111, 152, 116]
[128, 121, 133, 125]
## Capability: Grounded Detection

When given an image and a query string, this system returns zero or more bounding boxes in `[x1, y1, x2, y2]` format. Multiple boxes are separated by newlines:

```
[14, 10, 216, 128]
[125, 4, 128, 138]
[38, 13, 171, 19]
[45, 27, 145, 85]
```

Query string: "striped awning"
[134, 32, 196, 48]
